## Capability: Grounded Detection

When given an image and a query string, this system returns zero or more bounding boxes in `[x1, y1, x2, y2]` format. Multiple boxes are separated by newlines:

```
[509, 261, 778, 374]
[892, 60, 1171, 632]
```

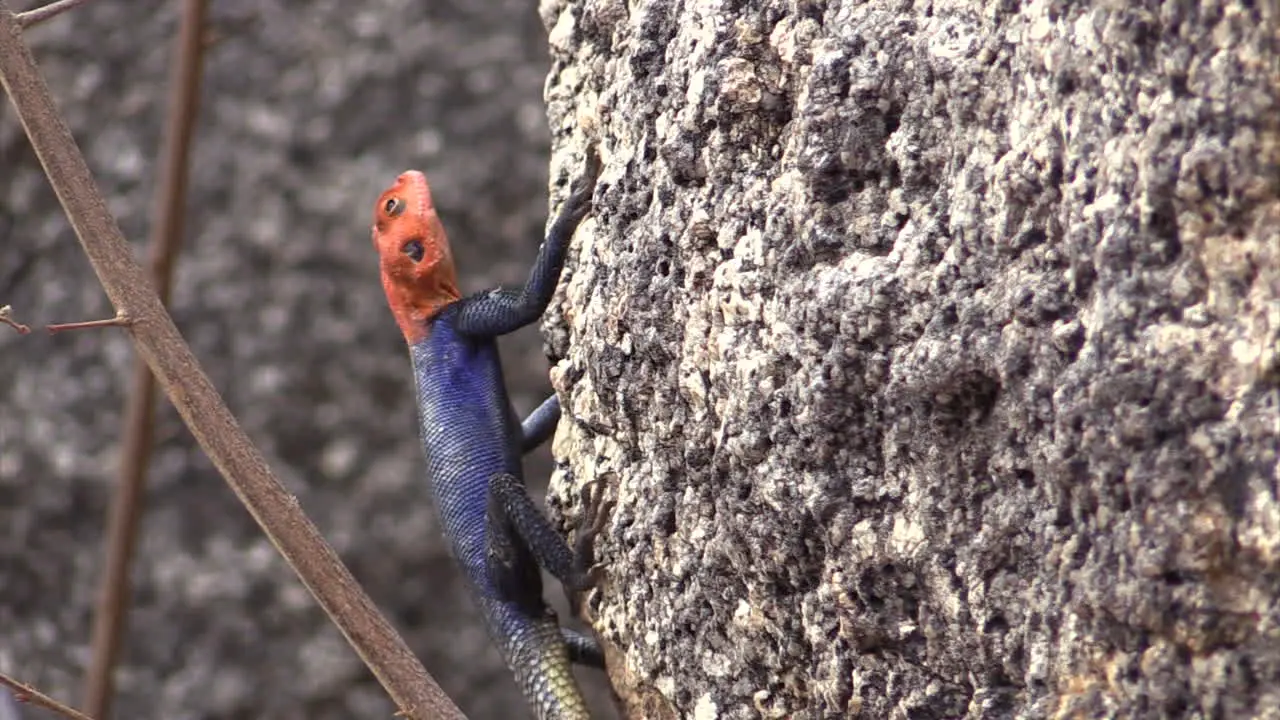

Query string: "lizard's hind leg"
[486, 472, 614, 599]
[486, 473, 589, 592]
[561, 627, 606, 669]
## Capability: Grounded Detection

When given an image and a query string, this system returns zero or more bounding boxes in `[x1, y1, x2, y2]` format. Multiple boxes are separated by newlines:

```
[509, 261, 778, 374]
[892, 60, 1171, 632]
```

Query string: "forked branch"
[16, 0, 97, 28]
[0, 305, 30, 334]
[0, 672, 96, 720]
[0, 3, 464, 718]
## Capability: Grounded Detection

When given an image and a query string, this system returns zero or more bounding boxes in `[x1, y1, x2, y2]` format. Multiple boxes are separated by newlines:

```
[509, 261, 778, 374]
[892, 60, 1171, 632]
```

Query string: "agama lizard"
[370, 151, 607, 720]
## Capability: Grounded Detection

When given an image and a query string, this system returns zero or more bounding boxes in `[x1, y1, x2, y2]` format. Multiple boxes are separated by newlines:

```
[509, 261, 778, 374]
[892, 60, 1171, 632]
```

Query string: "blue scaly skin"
[370, 152, 606, 719]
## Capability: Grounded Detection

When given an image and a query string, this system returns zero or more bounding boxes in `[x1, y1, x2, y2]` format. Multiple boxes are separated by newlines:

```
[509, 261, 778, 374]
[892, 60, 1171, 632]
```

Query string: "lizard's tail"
[489, 601, 593, 720]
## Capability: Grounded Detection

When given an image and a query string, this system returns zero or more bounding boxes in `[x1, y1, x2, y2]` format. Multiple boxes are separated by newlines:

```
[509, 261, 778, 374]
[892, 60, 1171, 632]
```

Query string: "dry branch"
[0, 3, 465, 718]
[0, 305, 30, 334]
[44, 312, 131, 333]
[0, 672, 96, 720]
[82, 0, 209, 716]
[16, 0, 96, 28]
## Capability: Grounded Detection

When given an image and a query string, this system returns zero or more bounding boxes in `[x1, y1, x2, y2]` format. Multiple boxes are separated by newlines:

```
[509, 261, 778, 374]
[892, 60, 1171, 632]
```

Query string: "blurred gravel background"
[0, 1, 611, 718]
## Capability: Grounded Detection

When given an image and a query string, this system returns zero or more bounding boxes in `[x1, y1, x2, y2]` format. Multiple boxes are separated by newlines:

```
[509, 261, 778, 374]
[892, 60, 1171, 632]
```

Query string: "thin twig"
[0, 672, 97, 720]
[83, 0, 209, 716]
[45, 313, 132, 334]
[0, 4, 466, 719]
[16, 0, 96, 28]
[0, 305, 31, 334]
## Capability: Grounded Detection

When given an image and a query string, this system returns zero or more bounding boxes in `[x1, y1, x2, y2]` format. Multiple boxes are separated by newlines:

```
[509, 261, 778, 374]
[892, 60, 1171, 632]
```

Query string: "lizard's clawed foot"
[571, 476, 614, 592]
[561, 148, 602, 225]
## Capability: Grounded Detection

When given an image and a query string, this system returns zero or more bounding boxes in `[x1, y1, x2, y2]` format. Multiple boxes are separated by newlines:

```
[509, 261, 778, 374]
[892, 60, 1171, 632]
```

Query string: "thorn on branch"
[0, 305, 31, 334]
[46, 313, 133, 334]
[0, 672, 98, 720]
[16, 0, 99, 29]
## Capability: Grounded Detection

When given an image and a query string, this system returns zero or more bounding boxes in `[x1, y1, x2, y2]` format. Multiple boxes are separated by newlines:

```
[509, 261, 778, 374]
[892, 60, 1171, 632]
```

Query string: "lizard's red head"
[371, 171, 461, 343]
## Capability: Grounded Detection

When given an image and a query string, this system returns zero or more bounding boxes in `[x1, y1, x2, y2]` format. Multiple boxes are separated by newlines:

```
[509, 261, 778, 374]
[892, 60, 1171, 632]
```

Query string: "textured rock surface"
[0, 1, 616, 718]
[541, 0, 1279, 718]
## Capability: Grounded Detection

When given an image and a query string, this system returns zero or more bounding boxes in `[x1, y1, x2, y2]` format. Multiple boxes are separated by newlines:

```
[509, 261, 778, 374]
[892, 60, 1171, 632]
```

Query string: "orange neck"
[380, 259, 460, 344]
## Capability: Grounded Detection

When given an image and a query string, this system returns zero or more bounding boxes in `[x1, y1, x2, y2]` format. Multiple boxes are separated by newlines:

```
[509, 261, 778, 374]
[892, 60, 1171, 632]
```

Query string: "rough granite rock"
[1, 1, 615, 718]
[539, 0, 1279, 718]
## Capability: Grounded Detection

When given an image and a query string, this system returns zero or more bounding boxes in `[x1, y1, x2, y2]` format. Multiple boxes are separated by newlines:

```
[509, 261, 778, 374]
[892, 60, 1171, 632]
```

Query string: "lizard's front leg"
[454, 150, 601, 338]
[521, 394, 561, 454]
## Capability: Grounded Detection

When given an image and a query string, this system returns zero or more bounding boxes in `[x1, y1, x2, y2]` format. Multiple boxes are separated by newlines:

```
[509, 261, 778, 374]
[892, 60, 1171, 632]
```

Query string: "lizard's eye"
[384, 197, 406, 217]
[402, 238, 425, 262]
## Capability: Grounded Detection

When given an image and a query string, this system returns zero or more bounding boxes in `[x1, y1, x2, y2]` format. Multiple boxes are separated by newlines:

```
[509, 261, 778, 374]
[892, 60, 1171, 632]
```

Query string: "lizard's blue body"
[410, 318, 586, 718]
[411, 319, 517, 592]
